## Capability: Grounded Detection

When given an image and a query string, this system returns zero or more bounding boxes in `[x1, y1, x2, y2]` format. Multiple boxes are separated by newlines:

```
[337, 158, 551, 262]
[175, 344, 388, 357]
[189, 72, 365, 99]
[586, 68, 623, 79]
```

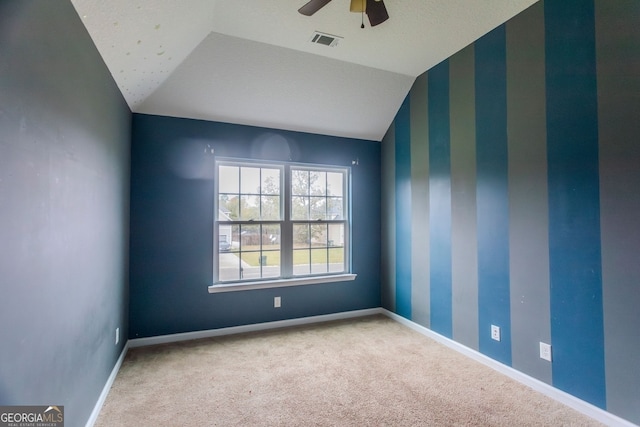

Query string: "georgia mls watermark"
[0, 406, 64, 427]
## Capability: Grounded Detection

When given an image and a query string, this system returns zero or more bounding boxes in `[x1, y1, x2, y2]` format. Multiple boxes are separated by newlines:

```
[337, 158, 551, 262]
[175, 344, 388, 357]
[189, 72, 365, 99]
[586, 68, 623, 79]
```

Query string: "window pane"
[293, 224, 309, 248]
[229, 225, 240, 252]
[218, 253, 241, 281]
[310, 171, 326, 196]
[328, 223, 344, 247]
[261, 250, 280, 279]
[218, 224, 241, 281]
[309, 196, 326, 220]
[292, 170, 309, 196]
[293, 249, 310, 275]
[218, 224, 232, 251]
[292, 196, 308, 220]
[241, 224, 260, 249]
[219, 166, 238, 193]
[328, 247, 345, 273]
[240, 195, 259, 221]
[218, 195, 239, 220]
[260, 195, 280, 220]
[240, 251, 261, 280]
[310, 223, 327, 247]
[327, 172, 343, 197]
[241, 167, 260, 194]
[261, 168, 280, 195]
[262, 224, 281, 251]
[311, 249, 328, 274]
[327, 197, 343, 220]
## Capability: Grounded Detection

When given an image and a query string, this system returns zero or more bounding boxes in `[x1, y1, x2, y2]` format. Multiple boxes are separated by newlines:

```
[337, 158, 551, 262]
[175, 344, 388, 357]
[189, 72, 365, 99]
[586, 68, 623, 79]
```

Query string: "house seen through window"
[215, 160, 349, 284]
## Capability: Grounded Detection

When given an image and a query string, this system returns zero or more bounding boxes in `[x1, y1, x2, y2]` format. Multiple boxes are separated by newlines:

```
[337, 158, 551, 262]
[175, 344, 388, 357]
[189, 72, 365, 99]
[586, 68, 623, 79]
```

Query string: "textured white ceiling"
[137, 32, 414, 141]
[71, 0, 539, 141]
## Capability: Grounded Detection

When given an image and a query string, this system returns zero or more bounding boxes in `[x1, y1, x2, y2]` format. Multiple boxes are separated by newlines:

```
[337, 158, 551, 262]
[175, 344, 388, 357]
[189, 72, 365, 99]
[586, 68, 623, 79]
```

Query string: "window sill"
[208, 273, 357, 293]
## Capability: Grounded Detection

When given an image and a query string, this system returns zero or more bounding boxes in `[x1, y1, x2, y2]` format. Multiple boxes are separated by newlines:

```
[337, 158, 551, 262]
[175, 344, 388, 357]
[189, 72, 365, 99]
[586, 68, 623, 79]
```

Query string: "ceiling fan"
[298, 0, 389, 27]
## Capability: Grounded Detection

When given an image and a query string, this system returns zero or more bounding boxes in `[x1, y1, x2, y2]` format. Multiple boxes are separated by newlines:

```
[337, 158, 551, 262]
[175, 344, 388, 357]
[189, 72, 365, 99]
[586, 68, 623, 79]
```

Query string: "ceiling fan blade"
[298, 0, 332, 16]
[350, 0, 366, 13]
[366, 0, 389, 26]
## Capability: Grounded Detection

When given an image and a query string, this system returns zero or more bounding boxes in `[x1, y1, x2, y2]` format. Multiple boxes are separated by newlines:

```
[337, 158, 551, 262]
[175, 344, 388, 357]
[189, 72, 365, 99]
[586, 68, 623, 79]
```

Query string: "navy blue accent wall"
[0, 2, 131, 425]
[129, 114, 381, 338]
[475, 25, 512, 365]
[427, 62, 453, 337]
[394, 96, 412, 319]
[545, 0, 606, 408]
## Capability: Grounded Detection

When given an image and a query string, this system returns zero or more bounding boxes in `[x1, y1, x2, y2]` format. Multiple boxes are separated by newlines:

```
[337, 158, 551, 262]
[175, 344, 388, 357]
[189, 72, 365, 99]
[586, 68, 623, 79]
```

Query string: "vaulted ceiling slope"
[71, 0, 538, 141]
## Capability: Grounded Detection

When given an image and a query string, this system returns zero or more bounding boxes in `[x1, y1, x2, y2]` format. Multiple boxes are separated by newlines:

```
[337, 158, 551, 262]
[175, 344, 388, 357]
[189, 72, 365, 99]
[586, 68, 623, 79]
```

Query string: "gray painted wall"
[449, 45, 479, 350]
[596, 0, 640, 417]
[506, 3, 552, 384]
[409, 74, 430, 327]
[0, 2, 131, 426]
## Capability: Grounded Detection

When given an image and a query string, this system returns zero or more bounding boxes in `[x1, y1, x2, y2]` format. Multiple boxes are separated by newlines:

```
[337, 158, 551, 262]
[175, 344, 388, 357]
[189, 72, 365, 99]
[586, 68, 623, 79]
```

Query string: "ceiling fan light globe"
[350, 0, 366, 13]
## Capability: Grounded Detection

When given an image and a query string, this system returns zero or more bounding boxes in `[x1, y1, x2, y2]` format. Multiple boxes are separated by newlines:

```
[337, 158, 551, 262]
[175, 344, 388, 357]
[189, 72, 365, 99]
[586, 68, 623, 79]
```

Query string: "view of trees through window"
[291, 169, 345, 275]
[216, 161, 348, 283]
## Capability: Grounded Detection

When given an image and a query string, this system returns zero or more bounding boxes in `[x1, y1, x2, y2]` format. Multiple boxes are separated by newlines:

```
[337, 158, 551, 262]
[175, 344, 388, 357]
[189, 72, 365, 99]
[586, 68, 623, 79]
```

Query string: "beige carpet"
[96, 315, 603, 426]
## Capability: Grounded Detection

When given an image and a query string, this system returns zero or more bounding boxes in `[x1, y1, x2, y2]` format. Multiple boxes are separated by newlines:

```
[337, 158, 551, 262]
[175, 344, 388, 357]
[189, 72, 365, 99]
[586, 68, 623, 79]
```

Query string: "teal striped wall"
[545, 0, 605, 407]
[394, 96, 412, 318]
[428, 61, 452, 338]
[475, 24, 512, 366]
[381, 0, 640, 424]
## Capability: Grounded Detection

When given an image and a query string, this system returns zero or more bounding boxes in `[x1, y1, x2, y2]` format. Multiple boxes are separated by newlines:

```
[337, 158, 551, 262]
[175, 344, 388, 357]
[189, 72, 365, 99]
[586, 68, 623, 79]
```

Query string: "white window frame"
[209, 158, 356, 293]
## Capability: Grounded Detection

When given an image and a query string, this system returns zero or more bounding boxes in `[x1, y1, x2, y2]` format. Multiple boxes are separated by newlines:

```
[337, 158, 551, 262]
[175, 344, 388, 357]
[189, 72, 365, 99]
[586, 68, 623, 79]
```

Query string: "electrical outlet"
[491, 325, 501, 342]
[274, 296, 281, 308]
[115, 327, 120, 345]
[540, 342, 552, 362]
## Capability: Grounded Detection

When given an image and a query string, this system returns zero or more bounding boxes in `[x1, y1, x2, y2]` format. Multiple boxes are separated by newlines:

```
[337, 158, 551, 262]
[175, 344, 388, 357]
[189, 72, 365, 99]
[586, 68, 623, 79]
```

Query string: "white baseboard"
[380, 309, 637, 427]
[85, 342, 129, 427]
[128, 308, 384, 348]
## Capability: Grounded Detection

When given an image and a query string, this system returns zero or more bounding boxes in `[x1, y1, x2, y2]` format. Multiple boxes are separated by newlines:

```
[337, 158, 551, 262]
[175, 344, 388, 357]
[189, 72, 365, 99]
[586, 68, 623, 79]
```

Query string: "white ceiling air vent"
[309, 31, 342, 47]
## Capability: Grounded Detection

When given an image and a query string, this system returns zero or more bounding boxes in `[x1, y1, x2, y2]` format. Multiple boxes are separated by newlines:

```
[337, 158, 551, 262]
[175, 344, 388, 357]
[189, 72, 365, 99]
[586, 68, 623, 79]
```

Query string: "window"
[214, 160, 350, 287]
[291, 169, 346, 275]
